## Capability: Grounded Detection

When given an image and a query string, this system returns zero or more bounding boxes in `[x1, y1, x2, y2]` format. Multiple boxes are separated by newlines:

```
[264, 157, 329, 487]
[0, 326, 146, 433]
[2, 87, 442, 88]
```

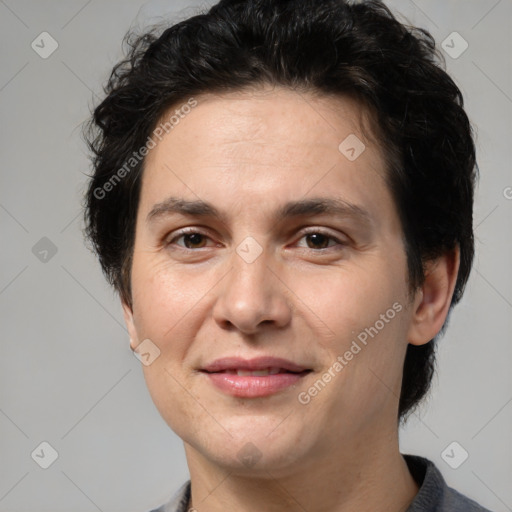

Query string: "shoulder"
[147, 481, 191, 512]
[404, 454, 493, 512]
[441, 485, 494, 512]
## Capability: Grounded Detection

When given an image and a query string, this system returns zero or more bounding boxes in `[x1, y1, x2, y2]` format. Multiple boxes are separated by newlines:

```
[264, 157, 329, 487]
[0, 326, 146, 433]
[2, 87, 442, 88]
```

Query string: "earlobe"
[121, 300, 139, 349]
[407, 246, 460, 346]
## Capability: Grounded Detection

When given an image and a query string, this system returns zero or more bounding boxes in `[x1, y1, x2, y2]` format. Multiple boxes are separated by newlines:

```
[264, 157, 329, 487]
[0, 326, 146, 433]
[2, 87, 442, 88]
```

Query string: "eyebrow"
[146, 196, 372, 227]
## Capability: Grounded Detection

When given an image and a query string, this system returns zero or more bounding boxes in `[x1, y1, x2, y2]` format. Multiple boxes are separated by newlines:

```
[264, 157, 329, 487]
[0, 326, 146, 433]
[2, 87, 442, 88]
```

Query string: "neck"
[184, 425, 419, 512]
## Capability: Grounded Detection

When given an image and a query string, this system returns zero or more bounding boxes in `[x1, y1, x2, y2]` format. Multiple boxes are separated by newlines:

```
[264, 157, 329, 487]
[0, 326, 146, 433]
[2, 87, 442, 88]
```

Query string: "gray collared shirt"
[149, 454, 493, 511]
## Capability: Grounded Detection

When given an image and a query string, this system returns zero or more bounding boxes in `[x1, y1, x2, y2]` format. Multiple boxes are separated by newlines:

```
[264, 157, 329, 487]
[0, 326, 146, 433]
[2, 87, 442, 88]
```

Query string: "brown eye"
[296, 230, 343, 250]
[167, 230, 213, 250]
[180, 233, 208, 249]
[305, 233, 331, 249]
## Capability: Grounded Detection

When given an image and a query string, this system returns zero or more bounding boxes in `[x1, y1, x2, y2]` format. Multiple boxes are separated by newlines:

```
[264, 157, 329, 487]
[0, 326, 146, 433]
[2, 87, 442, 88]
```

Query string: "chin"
[183, 416, 315, 476]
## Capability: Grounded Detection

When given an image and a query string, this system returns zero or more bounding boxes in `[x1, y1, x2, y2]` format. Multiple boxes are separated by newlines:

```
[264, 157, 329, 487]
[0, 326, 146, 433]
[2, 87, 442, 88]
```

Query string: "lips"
[200, 356, 312, 398]
[200, 356, 309, 374]
[214, 368, 291, 376]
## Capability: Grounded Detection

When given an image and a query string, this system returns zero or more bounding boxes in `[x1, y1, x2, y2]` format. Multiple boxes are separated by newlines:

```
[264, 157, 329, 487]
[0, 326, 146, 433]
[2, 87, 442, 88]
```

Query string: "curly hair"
[83, 0, 477, 422]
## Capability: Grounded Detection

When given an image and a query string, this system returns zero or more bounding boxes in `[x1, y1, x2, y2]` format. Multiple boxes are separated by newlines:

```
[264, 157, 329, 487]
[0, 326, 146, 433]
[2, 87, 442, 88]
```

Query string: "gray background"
[1, 0, 511, 511]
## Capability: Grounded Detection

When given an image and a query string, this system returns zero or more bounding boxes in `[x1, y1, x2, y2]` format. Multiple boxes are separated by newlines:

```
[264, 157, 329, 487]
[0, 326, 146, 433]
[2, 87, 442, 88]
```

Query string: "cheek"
[130, 255, 210, 341]
[141, 360, 205, 443]
[130, 259, 211, 434]
[291, 257, 407, 342]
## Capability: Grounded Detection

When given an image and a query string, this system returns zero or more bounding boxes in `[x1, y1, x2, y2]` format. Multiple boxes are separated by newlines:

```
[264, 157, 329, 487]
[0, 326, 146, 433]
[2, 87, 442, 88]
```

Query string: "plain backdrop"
[1, 1, 511, 511]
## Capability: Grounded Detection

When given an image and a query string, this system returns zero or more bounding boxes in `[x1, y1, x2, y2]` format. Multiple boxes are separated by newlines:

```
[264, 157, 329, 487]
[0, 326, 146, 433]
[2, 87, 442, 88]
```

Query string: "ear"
[407, 246, 460, 346]
[121, 299, 139, 350]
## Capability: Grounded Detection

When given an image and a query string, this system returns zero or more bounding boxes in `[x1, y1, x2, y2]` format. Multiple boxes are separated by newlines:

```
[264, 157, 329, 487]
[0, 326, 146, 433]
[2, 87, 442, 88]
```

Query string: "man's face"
[124, 87, 417, 475]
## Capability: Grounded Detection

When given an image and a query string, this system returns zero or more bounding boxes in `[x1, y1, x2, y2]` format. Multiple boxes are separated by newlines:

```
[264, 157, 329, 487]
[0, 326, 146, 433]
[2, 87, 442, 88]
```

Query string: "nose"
[212, 244, 292, 335]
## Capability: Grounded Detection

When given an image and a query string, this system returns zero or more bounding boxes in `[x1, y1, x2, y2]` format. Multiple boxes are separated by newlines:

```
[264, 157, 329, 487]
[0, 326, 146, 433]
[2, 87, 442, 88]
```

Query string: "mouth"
[199, 357, 312, 398]
[203, 367, 307, 376]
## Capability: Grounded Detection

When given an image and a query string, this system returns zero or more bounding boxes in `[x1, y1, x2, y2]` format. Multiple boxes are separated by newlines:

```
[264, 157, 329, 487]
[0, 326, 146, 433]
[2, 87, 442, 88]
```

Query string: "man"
[83, 0, 491, 510]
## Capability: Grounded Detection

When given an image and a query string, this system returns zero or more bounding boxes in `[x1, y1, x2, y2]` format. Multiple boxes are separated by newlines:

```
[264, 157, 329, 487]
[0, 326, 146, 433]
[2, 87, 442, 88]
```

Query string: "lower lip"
[202, 371, 309, 397]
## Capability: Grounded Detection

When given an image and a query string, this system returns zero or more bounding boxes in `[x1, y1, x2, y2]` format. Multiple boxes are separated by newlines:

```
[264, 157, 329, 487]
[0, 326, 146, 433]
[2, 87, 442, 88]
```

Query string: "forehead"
[151, 86, 378, 163]
[138, 86, 391, 222]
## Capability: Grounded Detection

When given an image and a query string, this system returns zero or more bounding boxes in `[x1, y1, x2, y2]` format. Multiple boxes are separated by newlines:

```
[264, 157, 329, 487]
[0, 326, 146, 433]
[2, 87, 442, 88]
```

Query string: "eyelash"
[166, 227, 346, 251]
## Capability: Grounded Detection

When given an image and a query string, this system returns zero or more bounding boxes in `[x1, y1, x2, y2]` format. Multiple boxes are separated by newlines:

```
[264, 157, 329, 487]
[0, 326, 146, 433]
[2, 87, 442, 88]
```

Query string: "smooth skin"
[122, 86, 459, 512]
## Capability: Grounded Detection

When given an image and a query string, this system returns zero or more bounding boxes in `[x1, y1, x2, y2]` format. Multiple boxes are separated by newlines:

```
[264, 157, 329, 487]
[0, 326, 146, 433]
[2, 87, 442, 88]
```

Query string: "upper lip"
[201, 356, 310, 373]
